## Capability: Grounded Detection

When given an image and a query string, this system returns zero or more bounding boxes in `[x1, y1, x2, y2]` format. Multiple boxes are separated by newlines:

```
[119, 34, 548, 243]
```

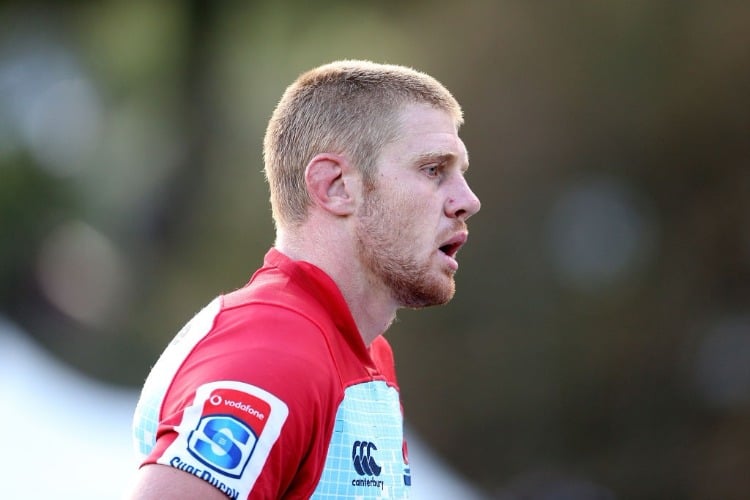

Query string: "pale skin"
[125, 103, 480, 499]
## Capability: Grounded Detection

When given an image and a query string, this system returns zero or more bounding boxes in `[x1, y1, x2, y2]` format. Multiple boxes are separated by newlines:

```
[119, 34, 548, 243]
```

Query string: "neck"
[275, 224, 398, 346]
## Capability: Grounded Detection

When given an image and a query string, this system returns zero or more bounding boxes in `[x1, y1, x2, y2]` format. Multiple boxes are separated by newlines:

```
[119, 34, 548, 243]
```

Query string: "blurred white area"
[0, 317, 486, 500]
[0, 318, 135, 499]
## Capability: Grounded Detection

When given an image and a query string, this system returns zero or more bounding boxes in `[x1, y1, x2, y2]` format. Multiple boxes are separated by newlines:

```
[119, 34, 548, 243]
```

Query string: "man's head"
[354, 102, 480, 308]
[263, 60, 463, 230]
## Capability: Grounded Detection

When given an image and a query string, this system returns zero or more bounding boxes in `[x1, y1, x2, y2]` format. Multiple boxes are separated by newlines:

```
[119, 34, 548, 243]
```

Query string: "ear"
[305, 153, 357, 216]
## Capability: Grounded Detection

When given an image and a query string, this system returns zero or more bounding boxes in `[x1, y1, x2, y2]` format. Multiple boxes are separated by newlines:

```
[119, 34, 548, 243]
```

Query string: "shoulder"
[184, 299, 342, 396]
[149, 301, 344, 494]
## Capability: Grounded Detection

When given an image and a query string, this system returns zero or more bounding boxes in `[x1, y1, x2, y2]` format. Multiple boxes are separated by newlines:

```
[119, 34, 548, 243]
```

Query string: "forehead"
[381, 103, 468, 166]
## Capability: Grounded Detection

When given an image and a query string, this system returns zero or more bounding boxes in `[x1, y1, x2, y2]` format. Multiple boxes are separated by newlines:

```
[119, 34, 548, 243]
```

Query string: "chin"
[397, 277, 456, 309]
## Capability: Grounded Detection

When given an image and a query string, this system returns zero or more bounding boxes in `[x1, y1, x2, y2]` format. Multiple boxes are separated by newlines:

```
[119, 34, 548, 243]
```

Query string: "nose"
[445, 176, 481, 221]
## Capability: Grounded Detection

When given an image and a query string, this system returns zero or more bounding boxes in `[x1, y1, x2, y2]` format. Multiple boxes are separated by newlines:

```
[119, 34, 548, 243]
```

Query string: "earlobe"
[305, 153, 357, 216]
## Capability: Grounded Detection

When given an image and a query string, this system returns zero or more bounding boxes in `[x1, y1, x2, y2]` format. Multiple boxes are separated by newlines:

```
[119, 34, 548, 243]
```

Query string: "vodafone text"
[212, 395, 266, 420]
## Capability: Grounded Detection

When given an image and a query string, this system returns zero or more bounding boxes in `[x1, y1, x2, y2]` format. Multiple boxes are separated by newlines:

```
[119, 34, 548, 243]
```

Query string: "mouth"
[438, 232, 468, 259]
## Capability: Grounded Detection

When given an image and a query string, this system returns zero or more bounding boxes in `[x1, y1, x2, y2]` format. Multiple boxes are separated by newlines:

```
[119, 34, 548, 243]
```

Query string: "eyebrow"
[413, 151, 470, 171]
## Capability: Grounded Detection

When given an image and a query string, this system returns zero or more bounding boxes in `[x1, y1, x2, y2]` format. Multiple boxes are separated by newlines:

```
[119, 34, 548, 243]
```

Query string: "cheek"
[403, 192, 440, 223]
[393, 185, 434, 213]
[369, 185, 439, 238]
[394, 196, 438, 241]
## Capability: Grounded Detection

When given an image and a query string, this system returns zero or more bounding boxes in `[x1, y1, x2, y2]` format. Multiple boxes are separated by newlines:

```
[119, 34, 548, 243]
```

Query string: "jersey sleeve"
[136, 302, 342, 499]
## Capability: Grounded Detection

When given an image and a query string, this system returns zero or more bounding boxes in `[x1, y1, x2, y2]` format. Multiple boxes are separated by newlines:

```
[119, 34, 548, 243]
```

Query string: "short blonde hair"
[263, 60, 463, 229]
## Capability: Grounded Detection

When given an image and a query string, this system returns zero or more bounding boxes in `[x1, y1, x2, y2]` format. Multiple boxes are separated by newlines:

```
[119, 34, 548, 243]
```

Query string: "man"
[128, 60, 481, 499]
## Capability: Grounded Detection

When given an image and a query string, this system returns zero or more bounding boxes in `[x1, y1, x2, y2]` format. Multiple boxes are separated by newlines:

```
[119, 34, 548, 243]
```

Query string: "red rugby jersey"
[132, 249, 411, 498]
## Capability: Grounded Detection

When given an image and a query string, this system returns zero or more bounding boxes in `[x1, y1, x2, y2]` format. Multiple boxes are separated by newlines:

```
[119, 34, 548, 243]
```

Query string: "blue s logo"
[188, 416, 257, 477]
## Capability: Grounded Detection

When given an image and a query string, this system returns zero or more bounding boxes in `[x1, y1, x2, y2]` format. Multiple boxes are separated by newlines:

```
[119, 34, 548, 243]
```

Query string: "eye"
[422, 164, 441, 178]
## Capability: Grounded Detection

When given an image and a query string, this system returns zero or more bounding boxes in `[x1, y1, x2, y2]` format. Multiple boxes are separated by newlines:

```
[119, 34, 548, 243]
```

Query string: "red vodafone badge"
[160, 381, 289, 498]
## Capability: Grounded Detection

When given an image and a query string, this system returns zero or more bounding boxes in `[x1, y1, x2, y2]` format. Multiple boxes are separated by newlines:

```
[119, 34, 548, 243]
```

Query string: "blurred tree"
[0, 156, 75, 306]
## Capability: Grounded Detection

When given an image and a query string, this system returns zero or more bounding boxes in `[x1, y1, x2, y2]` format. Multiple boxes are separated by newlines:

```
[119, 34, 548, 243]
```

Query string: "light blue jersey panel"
[311, 381, 411, 499]
[132, 298, 222, 459]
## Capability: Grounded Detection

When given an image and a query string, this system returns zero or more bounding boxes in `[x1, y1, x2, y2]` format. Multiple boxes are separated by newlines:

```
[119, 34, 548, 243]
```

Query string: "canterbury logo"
[352, 440, 382, 476]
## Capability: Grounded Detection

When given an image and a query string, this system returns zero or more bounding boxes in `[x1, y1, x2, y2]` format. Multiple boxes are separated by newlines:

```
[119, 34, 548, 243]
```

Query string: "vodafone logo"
[209, 392, 266, 420]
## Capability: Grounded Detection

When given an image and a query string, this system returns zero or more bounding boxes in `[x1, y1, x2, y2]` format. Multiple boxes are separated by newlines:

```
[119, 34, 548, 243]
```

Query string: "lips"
[438, 232, 468, 259]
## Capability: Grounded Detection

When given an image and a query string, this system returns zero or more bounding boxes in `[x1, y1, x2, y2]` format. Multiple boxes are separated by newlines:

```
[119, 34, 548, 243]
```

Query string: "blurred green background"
[1, 1, 749, 498]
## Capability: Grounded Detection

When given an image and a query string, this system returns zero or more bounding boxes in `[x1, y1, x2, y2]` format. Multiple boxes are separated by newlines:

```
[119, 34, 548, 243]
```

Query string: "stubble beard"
[355, 188, 455, 309]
